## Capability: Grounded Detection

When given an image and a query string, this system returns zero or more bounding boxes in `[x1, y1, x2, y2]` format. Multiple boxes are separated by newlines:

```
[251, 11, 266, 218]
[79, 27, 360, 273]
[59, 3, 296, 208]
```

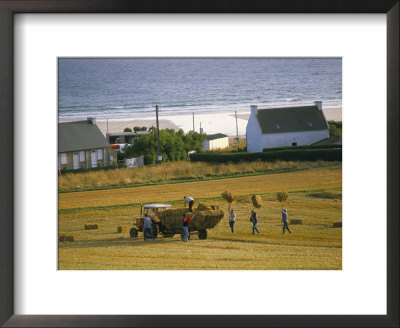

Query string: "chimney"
[314, 101, 322, 111]
[87, 117, 96, 125]
[250, 105, 258, 116]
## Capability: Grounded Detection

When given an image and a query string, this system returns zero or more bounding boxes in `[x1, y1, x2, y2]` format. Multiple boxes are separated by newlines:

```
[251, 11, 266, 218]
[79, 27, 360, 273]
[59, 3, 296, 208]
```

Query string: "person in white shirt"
[184, 196, 194, 212]
[228, 205, 236, 233]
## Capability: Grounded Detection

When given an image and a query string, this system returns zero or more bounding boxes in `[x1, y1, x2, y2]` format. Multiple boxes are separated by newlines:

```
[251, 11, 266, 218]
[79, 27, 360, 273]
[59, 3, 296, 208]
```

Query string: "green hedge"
[263, 144, 341, 152]
[189, 149, 342, 163]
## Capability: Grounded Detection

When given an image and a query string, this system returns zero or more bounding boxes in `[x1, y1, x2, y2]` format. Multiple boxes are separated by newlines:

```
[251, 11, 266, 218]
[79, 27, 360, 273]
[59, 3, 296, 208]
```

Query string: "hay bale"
[196, 202, 212, 211]
[251, 195, 262, 209]
[59, 235, 74, 242]
[210, 204, 220, 210]
[290, 219, 302, 225]
[277, 191, 289, 203]
[84, 224, 98, 230]
[333, 221, 342, 228]
[221, 190, 236, 203]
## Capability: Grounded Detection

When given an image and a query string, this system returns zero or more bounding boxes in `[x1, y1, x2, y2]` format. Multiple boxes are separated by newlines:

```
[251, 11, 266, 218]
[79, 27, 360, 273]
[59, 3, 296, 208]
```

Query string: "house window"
[79, 151, 85, 162]
[275, 124, 280, 129]
[60, 153, 67, 164]
[292, 142, 297, 146]
[97, 149, 103, 160]
[308, 122, 313, 127]
[110, 155, 114, 161]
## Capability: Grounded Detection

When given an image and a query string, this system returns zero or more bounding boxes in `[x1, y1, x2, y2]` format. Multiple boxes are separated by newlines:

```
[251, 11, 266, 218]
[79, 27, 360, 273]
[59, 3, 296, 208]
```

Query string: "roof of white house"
[59, 119, 110, 153]
[205, 133, 228, 141]
[256, 105, 328, 134]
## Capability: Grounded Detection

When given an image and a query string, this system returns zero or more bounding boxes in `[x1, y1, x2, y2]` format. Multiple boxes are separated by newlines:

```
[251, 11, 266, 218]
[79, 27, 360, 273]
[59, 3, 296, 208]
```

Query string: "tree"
[124, 127, 132, 132]
[133, 126, 147, 132]
[124, 128, 205, 164]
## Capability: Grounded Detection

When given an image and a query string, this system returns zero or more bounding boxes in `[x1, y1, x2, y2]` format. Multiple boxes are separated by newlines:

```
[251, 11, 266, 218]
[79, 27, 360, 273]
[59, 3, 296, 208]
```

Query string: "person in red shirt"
[182, 214, 192, 242]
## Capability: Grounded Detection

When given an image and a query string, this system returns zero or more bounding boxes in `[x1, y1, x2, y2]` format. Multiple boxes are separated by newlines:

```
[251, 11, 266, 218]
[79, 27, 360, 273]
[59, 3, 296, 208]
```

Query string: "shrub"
[189, 149, 342, 163]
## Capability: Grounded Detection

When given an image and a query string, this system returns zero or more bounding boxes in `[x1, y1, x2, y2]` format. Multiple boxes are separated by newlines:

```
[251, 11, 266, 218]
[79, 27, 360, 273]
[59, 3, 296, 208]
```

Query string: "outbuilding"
[58, 118, 117, 170]
[203, 133, 229, 151]
[246, 101, 329, 152]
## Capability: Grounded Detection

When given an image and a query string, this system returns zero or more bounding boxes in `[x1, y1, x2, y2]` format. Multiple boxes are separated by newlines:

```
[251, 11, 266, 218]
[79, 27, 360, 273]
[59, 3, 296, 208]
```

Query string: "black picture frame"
[0, 1, 398, 327]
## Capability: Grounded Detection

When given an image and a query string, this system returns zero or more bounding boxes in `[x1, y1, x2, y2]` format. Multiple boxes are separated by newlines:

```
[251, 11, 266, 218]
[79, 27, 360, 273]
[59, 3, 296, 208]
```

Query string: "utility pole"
[235, 110, 239, 151]
[155, 105, 161, 163]
[106, 118, 109, 134]
[192, 112, 195, 132]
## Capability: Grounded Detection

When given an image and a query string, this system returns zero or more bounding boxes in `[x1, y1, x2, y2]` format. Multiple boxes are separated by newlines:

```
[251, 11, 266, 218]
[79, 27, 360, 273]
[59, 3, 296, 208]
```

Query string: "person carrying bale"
[281, 208, 292, 234]
[250, 209, 260, 234]
[184, 196, 195, 212]
[228, 205, 236, 233]
[143, 213, 155, 242]
[182, 214, 192, 242]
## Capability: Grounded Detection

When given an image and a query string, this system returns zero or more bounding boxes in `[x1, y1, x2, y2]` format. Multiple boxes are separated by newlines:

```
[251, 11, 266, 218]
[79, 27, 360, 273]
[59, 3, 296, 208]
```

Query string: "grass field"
[58, 160, 340, 192]
[58, 165, 342, 270]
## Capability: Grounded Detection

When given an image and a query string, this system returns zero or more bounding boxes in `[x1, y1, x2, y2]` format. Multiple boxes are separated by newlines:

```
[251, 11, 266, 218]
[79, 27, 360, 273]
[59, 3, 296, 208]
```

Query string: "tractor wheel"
[130, 228, 138, 238]
[198, 229, 207, 240]
[151, 222, 159, 239]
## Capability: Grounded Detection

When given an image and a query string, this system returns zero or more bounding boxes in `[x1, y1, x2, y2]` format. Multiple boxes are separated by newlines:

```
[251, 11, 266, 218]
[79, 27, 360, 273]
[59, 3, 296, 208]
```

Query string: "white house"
[246, 101, 329, 152]
[203, 133, 229, 151]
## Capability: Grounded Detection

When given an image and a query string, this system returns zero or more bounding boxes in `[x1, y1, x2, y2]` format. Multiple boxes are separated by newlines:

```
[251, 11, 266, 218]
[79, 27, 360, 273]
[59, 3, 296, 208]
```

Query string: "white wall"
[124, 156, 144, 168]
[246, 113, 263, 152]
[203, 137, 229, 150]
[261, 129, 329, 149]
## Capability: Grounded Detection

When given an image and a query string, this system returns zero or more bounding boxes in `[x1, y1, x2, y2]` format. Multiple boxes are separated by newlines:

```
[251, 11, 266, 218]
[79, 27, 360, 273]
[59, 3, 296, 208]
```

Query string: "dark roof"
[256, 105, 328, 134]
[59, 121, 110, 152]
[205, 133, 228, 141]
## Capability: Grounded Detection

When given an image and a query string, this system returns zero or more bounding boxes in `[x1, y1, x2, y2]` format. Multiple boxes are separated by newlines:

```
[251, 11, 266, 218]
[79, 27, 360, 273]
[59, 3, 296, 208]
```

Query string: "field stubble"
[58, 166, 342, 270]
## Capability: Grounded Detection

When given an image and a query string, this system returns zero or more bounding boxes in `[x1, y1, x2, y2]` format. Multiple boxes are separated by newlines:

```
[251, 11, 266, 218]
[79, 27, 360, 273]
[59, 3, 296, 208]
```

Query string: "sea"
[58, 58, 342, 122]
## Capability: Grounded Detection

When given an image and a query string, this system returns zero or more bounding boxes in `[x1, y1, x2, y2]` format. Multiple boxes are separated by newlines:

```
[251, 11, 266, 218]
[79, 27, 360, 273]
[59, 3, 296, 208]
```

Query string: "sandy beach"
[96, 107, 342, 137]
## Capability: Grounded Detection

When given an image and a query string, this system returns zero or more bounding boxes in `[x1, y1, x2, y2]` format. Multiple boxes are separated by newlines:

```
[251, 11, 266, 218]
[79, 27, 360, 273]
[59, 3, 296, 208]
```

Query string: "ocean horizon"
[58, 58, 342, 124]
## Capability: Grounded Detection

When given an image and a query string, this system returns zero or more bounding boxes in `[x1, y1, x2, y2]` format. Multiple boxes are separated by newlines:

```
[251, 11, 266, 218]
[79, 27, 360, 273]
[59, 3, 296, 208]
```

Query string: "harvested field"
[58, 166, 342, 270]
[59, 167, 342, 210]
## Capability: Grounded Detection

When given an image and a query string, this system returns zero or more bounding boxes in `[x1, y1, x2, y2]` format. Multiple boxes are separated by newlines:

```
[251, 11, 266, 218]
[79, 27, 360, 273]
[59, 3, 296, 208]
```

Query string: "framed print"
[0, 1, 398, 327]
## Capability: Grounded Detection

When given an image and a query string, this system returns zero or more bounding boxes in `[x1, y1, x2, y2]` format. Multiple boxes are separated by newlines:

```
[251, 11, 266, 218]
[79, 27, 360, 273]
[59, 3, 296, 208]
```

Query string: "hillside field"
[58, 165, 342, 270]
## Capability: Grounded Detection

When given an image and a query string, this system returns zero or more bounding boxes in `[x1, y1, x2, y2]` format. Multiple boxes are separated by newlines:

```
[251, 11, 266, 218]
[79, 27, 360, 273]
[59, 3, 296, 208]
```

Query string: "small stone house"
[58, 118, 117, 171]
[203, 133, 229, 151]
[246, 101, 329, 152]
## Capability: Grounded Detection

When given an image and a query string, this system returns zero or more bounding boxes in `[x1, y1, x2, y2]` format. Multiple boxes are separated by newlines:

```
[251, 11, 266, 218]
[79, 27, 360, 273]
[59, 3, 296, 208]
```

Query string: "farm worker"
[143, 213, 155, 241]
[184, 196, 195, 212]
[228, 205, 236, 233]
[250, 209, 260, 234]
[281, 208, 292, 234]
[182, 214, 192, 242]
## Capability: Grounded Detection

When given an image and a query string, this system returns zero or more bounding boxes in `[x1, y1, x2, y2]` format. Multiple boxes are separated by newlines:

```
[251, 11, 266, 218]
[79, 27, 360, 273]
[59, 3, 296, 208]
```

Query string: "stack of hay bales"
[84, 224, 98, 230]
[196, 202, 212, 211]
[157, 207, 188, 230]
[157, 203, 224, 231]
[221, 190, 236, 203]
[192, 209, 225, 228]
[251, 195, 263, 209]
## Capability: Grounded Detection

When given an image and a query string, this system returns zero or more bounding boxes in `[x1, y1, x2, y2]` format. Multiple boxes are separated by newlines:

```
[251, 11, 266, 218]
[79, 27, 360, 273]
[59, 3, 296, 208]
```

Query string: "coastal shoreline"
[96, 107, 342, 137]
